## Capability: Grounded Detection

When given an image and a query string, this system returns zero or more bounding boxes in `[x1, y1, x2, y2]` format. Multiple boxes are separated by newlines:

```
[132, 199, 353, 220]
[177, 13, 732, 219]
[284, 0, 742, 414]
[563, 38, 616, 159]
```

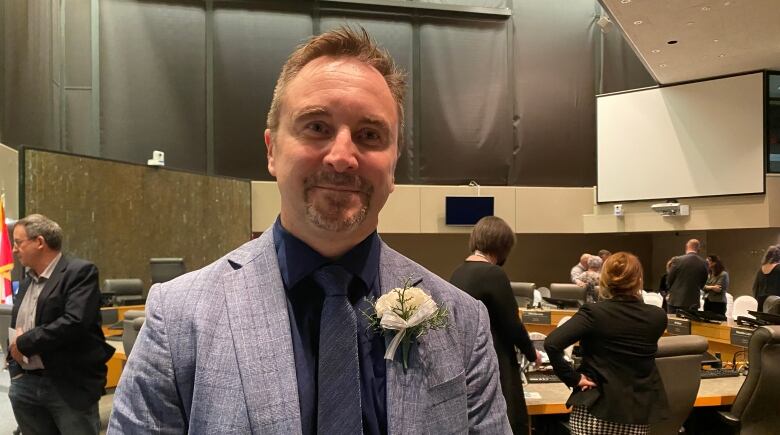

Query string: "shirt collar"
[26, 252, 62, 282]
[273, 217, 381, 290]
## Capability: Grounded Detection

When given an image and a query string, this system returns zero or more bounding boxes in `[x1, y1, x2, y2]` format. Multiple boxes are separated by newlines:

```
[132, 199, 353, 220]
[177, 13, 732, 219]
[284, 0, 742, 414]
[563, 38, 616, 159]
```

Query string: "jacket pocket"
[425, 371, 468, 434]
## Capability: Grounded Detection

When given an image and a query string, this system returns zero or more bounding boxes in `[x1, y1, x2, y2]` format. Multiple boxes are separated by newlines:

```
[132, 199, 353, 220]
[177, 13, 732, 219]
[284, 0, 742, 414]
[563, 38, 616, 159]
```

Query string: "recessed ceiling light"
[687, 21, 696, 26]
[634, 20, 643, 25]
[620, 0, 631, 3]
[659, 64, 668, 68]
[701, 6, 711, 11]
[667, 40, 678, 45]
[724, 1, 731, 6]
[651, 49, 661, 53]
[718, 53, 726, 58]
[713, 39, 719, 43]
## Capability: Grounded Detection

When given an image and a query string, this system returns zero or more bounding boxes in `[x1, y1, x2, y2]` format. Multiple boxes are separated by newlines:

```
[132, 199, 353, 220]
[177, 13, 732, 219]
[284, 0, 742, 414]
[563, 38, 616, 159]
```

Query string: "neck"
[468, 250, 495, 264]
[280, 213, 375, 259]
[685, 250, 696, 255]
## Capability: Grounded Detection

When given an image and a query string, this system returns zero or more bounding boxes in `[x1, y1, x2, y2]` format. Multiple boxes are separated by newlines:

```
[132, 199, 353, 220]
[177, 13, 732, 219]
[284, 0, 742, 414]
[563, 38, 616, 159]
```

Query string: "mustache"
[303, 170, 372, 194]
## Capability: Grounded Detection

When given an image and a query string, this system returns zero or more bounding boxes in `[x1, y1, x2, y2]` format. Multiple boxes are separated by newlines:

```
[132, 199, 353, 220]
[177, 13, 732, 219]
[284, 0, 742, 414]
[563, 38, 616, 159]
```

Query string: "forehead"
[13, 225, 27, 237]
[282, 56, 398, 124]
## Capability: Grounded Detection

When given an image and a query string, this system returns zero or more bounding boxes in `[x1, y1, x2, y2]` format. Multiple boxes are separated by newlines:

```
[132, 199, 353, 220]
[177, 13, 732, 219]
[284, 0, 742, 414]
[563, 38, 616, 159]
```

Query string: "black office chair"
[510, 282, 535, 307]
[650, 335, 708, 435]
[103, 278, 144, 306]
[549, 283, 587, 304]
[149, 258, 185, 296]
[763, 295, 780, 315]
[719, 325, 780, 434]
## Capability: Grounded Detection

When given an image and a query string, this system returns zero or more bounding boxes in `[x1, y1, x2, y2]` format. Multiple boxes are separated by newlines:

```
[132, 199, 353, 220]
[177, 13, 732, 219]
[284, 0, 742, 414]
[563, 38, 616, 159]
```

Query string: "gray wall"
[0, 0, 654, 187]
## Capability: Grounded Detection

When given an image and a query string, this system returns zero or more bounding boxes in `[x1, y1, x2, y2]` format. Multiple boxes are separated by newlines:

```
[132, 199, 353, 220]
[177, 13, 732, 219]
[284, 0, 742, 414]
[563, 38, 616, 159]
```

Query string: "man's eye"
[305, 122, 329, 135]
[358, 129, 382, 143]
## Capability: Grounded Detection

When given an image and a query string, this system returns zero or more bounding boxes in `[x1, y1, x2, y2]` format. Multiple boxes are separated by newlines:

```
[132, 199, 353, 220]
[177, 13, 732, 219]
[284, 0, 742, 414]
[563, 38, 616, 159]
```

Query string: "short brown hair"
[599, 252, 643, 299]
[15, 214, 63, 251]
[469, 216, 515, 265]
[266, 26, 407, 150]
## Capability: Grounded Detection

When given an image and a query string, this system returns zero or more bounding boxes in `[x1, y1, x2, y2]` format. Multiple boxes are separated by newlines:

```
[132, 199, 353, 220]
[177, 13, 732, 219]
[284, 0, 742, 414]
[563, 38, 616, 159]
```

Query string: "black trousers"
[703, 300, 726, 315]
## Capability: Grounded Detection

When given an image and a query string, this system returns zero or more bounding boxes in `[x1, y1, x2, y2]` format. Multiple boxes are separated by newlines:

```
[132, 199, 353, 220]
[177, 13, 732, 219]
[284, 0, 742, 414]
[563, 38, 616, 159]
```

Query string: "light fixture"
[701, 6, 711, 11]
[659, 63, 668, 68]
[713, 39, 719, 43]
[718, 53, 726, 58]
[651, 49, 661, 53]
[620, 0, 631, 3]
[633, 20, 643, 25]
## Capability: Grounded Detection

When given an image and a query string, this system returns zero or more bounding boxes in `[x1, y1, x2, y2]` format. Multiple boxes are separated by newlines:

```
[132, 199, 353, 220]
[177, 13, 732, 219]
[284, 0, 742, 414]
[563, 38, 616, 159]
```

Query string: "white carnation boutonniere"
[364, 278, 449, 371]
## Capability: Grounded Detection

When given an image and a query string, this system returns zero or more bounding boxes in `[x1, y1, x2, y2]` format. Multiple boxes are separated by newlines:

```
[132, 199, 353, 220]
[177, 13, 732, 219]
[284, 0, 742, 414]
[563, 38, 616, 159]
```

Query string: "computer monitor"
[748, 310, 780, 325]
[150, 258, 185, 285]
[445, 196, 494, 226]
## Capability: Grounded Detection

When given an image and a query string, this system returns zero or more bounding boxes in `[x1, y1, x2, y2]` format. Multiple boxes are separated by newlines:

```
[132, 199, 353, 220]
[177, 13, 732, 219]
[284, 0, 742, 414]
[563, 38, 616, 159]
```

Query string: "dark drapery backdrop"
[0, 0, 654, 187]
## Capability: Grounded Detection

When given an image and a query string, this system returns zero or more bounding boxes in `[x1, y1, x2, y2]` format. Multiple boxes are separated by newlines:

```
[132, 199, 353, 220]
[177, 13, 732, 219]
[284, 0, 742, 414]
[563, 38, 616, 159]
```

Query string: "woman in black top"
[545, 252, 669, 435]
[753, 245, 780, 311]
[703, 255, 729, 315]
[450, 216, 538, 435]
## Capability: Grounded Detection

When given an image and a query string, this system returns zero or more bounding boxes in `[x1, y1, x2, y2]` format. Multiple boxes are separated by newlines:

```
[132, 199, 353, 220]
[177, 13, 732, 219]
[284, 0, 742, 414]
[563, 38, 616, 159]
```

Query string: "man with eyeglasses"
[6, 214, 114, 435]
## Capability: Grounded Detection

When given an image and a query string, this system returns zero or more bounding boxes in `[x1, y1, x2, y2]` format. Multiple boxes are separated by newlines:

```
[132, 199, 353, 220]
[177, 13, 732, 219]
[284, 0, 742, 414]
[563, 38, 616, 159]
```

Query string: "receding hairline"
[278, 56, 400, 134]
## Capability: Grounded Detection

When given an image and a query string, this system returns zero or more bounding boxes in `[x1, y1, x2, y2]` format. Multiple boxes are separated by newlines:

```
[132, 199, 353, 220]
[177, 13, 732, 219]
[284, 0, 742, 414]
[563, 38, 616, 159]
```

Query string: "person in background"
[450, 216, 539, 435]
[703, 255, 729, 315]
[545, 252, 669, 435]
[7, 214, 114, 435]
[753, 245, 780, 311]
[658, 258, 674, 312]
[667, 239, 708, 314]
[570, 253, 591, 284]
[597, 249, 611, 263]
[575, 255, 603, 303]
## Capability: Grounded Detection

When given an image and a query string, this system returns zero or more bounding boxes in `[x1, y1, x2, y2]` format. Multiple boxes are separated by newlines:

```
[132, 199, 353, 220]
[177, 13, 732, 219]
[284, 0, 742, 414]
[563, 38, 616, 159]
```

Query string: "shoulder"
[62, 255, 96, 272]
[149, 235, 271, 314]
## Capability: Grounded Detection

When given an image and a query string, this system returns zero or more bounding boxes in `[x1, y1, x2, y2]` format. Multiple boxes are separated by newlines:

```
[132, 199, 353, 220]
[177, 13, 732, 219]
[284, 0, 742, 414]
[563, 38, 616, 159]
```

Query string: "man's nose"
[322, 128, 359, 173]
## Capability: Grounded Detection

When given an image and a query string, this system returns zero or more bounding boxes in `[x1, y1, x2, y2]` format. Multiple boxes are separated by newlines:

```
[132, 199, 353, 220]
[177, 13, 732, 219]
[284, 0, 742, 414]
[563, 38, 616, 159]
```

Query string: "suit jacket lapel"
[35, 256, 67, 325]
[223, 231, 302, 433]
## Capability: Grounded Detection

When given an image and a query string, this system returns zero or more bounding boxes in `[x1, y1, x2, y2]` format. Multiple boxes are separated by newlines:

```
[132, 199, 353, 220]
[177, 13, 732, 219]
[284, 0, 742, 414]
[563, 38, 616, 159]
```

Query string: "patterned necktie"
[313, 264, 363, 435]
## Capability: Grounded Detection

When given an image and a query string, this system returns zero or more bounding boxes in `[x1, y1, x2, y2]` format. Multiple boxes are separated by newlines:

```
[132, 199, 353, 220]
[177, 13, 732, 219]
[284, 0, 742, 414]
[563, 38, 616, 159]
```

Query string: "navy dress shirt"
[273, 218, 387, 435]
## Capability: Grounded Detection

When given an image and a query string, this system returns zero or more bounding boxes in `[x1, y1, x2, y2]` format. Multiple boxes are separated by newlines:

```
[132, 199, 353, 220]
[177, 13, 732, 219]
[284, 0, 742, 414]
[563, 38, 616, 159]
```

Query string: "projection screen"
[597, 72, 765, 203]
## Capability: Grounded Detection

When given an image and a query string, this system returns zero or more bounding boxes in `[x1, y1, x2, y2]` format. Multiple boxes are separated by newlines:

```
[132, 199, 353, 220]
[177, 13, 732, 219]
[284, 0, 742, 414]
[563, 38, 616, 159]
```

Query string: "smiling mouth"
[312, 185, 363, 193]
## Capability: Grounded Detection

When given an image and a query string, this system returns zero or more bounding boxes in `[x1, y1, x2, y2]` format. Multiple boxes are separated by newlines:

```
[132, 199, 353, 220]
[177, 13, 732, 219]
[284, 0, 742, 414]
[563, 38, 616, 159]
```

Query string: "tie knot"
[314, 264, 353, 297]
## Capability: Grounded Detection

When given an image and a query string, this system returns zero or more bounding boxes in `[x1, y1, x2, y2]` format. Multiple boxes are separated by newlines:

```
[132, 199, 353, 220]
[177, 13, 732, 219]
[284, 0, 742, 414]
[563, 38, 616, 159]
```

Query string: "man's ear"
[265, 129, 276, 177]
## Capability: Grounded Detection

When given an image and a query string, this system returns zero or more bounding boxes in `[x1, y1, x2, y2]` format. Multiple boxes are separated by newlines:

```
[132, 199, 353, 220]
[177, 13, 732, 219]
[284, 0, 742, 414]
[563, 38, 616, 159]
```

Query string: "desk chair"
[104, 278, 144, 306]
[732, 296, 758, 321]
[763, 295, 780, 314]
[644, 292, 664, 308]
[510, 282, 535, 308]
[122, 310, 146, 357]
[649, 335, 708, 435]
[0, 304, 12, 354]
[719, 325, 780, 434]
[726, 293, 734, 319]
[549, 283, 587, 304]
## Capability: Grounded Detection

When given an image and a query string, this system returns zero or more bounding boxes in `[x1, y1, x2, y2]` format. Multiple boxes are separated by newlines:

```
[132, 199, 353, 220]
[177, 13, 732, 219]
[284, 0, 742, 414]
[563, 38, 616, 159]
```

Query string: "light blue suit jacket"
[108, 231, 510, 434]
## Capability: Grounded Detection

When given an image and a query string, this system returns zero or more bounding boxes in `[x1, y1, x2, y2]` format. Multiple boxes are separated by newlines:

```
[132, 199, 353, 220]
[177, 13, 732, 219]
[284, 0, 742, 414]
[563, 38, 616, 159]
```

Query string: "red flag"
[0, 195, 13, 303]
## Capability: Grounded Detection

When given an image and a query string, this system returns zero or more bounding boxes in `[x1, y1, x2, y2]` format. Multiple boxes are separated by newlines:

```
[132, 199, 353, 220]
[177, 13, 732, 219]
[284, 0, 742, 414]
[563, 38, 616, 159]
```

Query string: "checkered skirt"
[569, 406, 649, 435]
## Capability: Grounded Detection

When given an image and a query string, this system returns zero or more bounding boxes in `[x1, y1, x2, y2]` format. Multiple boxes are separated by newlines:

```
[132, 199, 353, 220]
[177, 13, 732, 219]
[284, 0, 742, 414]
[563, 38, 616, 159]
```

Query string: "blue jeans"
[9, 373, 100, 435]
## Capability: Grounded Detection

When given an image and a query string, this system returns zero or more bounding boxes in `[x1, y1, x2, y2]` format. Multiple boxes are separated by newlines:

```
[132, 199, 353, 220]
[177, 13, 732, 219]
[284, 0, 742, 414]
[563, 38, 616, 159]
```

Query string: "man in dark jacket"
[667, 239, 709, 313]
[7, 214, 114, 435]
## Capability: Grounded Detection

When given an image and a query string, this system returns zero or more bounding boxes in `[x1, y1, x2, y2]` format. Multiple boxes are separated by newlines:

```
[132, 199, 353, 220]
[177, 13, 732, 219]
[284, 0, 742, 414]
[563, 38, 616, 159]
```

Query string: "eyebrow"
[291, 106, 393, 137]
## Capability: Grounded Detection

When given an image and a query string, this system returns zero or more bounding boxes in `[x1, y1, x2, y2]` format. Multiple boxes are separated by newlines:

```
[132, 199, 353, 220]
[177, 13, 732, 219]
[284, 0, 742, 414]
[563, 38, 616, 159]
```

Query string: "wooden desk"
[525, 376, 744, 415]
[101, 304, 145, 337]
[106, 340, 127, 389]
[518, 308, 752, 364]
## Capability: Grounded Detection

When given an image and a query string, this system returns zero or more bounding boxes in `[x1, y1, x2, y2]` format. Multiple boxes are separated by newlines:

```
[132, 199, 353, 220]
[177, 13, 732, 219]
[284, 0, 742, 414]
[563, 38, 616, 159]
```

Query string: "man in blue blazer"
[109, 27, 509, 434]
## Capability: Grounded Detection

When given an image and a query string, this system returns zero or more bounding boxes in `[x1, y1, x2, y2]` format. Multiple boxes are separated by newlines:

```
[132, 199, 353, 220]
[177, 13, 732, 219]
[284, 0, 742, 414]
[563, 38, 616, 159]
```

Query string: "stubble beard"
[303, 170, 373, 232]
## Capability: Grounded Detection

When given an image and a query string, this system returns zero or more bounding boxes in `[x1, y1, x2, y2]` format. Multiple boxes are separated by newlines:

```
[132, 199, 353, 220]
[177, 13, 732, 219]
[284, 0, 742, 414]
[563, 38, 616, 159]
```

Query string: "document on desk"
[8, 328, 29, 364]
[524, 391, 542, 399]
